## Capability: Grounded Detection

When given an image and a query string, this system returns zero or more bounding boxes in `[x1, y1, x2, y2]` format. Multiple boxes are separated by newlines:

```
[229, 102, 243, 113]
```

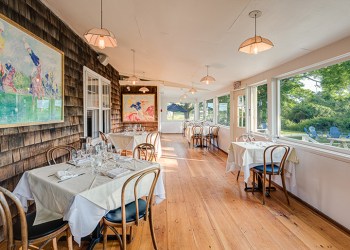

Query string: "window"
[279, 60, 350, 149]
[237, 95, 245, 127]
[251, 84, 268, 132]
[84, 67, 111, 139]
[217, 94, 230, 126]
[199, 102, 204, 120]
[205, 99, 214, 122]
[166, 102, 195, 121]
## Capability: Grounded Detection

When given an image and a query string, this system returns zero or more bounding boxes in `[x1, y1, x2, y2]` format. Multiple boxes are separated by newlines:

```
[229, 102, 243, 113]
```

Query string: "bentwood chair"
[146, 131, 160, 160]
[203, 125, 220, 148]
[0, 186, 73, 250]
[251, 145, 290, 205]
[99, 131, 109, 144]
[235, 134, 255, 181]
[46, 145, 76, 165]
[133, 143, 156, 161]
[190, 125, 203, 148]
[102, 167, 161, 250]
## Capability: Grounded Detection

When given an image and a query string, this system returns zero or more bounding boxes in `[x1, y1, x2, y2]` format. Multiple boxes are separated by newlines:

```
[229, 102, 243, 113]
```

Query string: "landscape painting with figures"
[0, 14, 64, 128]
[122, 94, 155, 122]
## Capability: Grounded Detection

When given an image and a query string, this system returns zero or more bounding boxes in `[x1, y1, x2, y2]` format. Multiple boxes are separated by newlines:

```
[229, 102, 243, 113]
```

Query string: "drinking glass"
[91, 155, 103, 175]
[115, 149, 122, 160]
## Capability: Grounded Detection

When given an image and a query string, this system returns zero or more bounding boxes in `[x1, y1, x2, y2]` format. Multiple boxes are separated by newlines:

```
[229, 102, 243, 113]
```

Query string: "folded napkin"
[55, 171, 79, 181]
[106, 168, 131, 178]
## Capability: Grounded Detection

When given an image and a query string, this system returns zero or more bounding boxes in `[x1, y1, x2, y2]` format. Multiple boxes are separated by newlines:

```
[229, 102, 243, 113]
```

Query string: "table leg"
[244, 173, 276, 193]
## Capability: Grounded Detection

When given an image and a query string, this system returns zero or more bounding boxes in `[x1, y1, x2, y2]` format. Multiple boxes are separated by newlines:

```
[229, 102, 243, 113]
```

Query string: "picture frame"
[0, 14, 64, 128]
[122, 94, 155, 122]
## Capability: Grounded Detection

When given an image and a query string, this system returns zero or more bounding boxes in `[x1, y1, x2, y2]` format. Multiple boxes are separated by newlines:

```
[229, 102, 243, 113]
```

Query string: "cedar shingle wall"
[0, 0, 122, 191]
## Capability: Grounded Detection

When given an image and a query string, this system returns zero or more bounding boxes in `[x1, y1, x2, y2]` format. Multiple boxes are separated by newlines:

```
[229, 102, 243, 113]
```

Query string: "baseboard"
[271, 181, 350, 235]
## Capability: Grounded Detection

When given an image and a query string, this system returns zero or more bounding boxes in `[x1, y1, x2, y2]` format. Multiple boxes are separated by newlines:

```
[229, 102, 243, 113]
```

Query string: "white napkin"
[106, 168, 131, 178]
[55, 171, 79, 181]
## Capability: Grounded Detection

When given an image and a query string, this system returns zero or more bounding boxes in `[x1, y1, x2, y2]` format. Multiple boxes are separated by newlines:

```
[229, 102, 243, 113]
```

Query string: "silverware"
[58, 173, 85, 183]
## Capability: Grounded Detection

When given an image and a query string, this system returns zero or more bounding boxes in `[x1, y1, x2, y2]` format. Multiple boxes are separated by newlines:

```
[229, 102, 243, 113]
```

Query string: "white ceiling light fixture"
[127, 49, 140, 85]
[238, 10, 273, 55]
[139, 86, 149, 93]
[84, 0, 117, 49]
[200, 65, 216, 84]
[188, 83, 197, 94]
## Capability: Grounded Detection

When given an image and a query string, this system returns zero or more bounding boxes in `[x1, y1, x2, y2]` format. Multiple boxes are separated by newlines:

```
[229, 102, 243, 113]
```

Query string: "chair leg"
[149, 209, 158, 250]
[281, 173, 290, 205]
[268, 175, 272, 194]
[103, 224, 108, 250]
[52, 238, 58, 250]
[122, 223, 127, 250]
[66, 227, 73, 250]
[262, 173, 266, 205]
[252, 171, 256, 195]
[236, 170, 240, 181]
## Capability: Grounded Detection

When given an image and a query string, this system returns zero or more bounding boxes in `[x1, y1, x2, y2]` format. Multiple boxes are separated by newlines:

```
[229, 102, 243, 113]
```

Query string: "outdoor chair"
[328, 126, 342, 138]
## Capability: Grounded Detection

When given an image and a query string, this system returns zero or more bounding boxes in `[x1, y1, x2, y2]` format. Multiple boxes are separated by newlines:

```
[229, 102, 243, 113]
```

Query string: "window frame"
[249, 81, 268, 134]
[216, 93, 230, 127]
[83, 66, 111, 138]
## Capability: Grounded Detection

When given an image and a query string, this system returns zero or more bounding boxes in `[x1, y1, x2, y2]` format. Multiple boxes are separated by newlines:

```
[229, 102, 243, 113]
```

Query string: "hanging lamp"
[238, 10, 273, 55]
[189, 83, 197, 94]
[84, 0, 117, 49]
[200, 65, 216, 84]
[127, 49, 140, 85]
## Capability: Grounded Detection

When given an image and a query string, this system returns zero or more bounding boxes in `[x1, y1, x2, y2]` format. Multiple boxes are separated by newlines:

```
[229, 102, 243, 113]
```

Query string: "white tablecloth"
[108, 132, 162, 159]
[226, 141, 298, 186]
[13, 160, 166, 245]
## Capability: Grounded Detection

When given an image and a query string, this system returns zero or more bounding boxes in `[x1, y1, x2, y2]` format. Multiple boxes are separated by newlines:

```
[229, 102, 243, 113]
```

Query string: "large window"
[84, 67, 111, 139]
[205, 99, 214, 122]
[199, 102, 204, 120]
[237, 95, 245, 127]
[217, 94, 230, 126]
[251, 84, 268, 132]
[166, 102, 195, 121]
[280, 60, 350, 149]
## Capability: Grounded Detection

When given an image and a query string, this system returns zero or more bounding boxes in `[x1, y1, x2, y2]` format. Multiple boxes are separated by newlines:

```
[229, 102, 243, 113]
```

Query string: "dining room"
[1, 0, 350, 249]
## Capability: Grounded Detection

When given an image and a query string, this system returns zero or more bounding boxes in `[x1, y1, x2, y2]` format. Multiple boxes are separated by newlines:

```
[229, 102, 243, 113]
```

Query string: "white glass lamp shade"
[238, 36, 273, 54]
[84, 28, 117, 49]
[139, 87, 149, 93]
[189, 87, 197, 94]
[127, 75, 140, 85]
[200, 75, 216, 85]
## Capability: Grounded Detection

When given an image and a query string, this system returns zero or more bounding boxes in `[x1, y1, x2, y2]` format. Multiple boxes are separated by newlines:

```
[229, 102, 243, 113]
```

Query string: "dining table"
[13, 156, 166, 247]
[226, 141, 299, 190]
[108, 132, 162, 159]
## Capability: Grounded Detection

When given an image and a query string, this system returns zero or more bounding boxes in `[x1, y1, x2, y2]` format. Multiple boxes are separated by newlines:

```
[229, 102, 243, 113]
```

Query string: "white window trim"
[216, 93, 230, 127]
[83, 66, 111, 138]
[248, 81, 268, 135]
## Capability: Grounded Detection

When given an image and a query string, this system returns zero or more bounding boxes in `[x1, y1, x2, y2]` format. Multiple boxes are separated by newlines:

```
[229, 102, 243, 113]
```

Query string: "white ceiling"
[41, 0, 350, 98]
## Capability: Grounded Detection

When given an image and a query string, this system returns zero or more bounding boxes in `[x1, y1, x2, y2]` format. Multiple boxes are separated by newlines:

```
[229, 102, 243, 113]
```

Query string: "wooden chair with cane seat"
[235, 134, 255, 181]
[251, 145, 290, 205]
[46, 145, 77, 165]
[102, 167, 161, 250]
[0, 186, 73, 250]
[133, 143, 156, 161]
[190, 125, 203, 148]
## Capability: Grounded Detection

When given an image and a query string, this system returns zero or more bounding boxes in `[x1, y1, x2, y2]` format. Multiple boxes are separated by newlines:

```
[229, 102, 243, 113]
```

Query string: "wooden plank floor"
[28, 134, 350, 249]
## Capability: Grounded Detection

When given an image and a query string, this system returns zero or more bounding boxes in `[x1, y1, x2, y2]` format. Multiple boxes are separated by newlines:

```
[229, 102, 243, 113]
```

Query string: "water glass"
[115, 149, 122, 160]
[91, 155, 103, 175]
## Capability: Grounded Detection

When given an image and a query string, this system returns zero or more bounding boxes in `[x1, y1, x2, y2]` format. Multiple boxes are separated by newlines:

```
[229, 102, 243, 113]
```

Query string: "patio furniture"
[303, 126, 320, 143]
[327, 126, 342, 138]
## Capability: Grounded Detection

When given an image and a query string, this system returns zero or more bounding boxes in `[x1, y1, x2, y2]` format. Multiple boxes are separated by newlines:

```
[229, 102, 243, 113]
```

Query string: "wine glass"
[71, 150, 78, 166]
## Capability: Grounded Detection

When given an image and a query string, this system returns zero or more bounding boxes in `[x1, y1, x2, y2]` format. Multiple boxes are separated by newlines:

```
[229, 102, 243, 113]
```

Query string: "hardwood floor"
[20, 134, 350, 249]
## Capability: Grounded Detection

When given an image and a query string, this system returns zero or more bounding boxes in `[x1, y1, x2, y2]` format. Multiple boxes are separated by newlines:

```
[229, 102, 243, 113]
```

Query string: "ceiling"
[41, 0, 350, 98]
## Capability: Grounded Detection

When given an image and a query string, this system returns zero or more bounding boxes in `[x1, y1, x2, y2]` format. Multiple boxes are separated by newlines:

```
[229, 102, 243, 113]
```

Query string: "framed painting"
[0, 14, 64, 128]
[122, 94, 155, 122]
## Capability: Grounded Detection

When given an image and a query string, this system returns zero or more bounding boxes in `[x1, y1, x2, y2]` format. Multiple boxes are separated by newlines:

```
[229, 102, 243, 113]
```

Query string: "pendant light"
[84, 0, 117, 49]
[139, 87, 149, 93]
[200, 65, 216, 84]
[127, 49, 140, 85]
[188, 83, 197, 94]
[238, 10, 273, 55]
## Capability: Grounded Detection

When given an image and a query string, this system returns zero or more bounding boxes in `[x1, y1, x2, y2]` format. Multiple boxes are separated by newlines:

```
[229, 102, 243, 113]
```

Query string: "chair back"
[263, 145, 290, 175]
[146, 131, 159, 147]
[121, 167, 160, 227]
[0, 186, 29, 250]
[209, 126, 220, 136]
[309, 126, 318, 138]
[46, 145, 76, 165]
[192, 125, 203, 137]
[329, 126, 341, 138]
[99, 131, 109, 144]
[133, 143, 155, 161]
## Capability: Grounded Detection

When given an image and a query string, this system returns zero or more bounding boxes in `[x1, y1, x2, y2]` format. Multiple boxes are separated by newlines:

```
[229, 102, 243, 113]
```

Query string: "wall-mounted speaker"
[97, 53, 109, 66]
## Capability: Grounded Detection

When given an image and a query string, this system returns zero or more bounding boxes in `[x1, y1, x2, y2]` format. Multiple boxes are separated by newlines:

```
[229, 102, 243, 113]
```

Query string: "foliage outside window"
[206, 99, 214, 122]
[199, 102, 204, 120]
[217, 94, 230, 126]
[251, 84, 268, 132]
[280, 60, 350, 149]
[166, 102, 195, 121]
[84, 67, 111, 139]
[237, 95, 246, 127]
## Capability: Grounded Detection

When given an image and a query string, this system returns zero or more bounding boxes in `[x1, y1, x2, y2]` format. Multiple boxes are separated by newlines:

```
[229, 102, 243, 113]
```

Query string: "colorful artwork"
[0, 14, 64, 128]
[122, 94, 155, 122]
